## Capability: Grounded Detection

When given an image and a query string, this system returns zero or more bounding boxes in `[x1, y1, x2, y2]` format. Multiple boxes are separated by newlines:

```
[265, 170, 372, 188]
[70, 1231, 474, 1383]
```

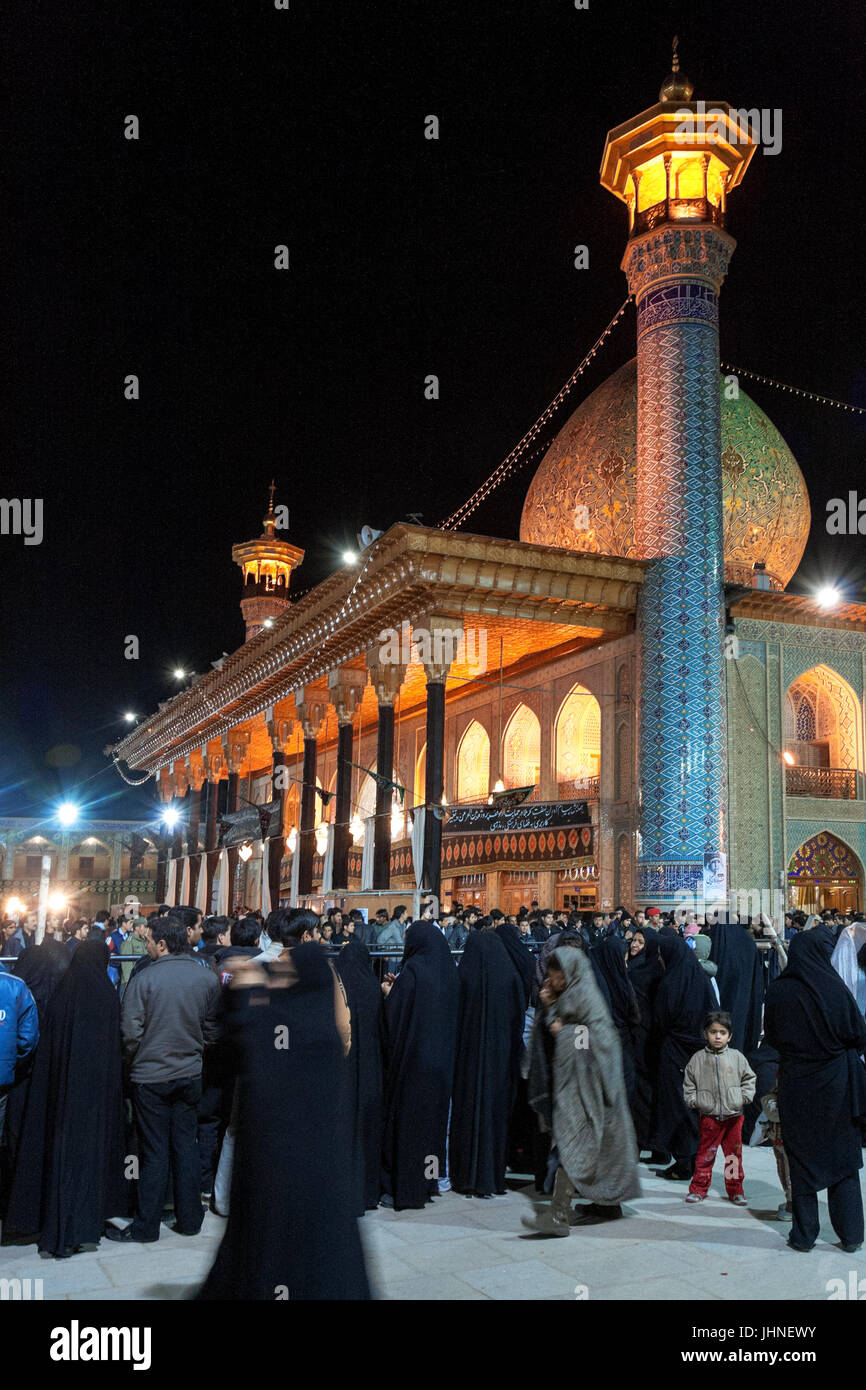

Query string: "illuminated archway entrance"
[788, 831, 863, 912]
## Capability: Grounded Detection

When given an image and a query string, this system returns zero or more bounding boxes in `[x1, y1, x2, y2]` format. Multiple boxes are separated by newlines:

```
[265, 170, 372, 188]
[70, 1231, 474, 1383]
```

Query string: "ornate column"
[221, 731, 249, 915]
[58, 833, 71, 882]
[328, 668, 367, 890]
[185, 754, 206, 906]
[169, 767, 186, 904]
[154, 805, 168, 904]
[265, 711, 292, 912]
[366, 652, 405, 891]
[294, 692, 327, 897]
[201, 749, 223, 911]
[419, 617, 458, 903]
[539, 685, 555, 800]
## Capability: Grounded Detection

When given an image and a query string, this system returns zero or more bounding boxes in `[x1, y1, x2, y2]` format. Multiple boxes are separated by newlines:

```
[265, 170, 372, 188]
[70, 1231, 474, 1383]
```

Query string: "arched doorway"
[788, 831, 863, 912]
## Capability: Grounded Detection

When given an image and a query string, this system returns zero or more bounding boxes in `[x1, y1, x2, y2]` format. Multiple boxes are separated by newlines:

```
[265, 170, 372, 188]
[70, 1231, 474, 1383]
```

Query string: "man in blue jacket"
[0, 971, 39, 1168]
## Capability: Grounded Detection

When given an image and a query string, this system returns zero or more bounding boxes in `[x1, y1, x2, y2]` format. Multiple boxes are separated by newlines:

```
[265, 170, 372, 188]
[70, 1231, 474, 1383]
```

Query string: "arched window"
[786, 667, 863, 771]
[456, 720, 490, 803]
[555, 684, 602, 791]
[502, 705, 541, 791]
[795, 696, 816, 743]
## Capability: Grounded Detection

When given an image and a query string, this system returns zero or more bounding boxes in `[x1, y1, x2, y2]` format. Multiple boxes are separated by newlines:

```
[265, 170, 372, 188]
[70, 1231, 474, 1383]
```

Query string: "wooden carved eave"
[108, 525, 645, 774]
[731, 592, 866, 630]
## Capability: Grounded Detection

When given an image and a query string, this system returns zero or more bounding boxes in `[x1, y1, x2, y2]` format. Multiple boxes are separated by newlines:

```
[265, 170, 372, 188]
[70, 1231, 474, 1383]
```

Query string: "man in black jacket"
[108, 919, 220, 1243]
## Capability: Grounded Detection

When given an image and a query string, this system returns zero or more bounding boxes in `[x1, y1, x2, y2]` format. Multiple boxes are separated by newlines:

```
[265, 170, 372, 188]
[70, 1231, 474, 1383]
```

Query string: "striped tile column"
[623, 225, 735, 909]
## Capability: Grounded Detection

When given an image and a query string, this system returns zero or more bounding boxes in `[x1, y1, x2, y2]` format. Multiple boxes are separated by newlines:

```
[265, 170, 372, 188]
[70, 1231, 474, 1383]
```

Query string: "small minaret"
[600, 43, 756, 911]
[231, 483, 304, 642]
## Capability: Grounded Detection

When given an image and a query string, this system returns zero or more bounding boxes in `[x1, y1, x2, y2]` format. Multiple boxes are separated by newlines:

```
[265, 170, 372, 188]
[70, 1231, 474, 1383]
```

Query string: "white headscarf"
[830, 921, 866, 1016]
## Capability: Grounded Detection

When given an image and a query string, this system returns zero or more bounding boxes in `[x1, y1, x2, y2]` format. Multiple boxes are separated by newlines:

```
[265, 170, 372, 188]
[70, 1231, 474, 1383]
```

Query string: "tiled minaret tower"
[232, 483, 304, 642]
[600, 43, 757, 909]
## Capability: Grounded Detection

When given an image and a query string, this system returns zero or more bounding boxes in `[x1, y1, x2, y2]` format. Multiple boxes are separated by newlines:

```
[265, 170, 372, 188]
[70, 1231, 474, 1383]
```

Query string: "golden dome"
[520, 358, 811, 590]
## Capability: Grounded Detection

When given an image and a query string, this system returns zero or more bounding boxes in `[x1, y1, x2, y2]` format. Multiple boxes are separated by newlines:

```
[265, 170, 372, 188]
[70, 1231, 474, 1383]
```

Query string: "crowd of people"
[1, 894, 865, 1297]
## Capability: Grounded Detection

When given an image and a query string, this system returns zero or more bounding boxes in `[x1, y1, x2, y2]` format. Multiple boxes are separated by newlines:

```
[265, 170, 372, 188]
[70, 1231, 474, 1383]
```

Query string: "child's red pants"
[689, 1114, 744, 1197]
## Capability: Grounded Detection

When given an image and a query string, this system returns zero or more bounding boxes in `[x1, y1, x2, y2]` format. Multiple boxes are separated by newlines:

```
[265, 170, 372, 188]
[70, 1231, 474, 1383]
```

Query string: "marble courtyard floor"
[2, 1148, 863, 1301]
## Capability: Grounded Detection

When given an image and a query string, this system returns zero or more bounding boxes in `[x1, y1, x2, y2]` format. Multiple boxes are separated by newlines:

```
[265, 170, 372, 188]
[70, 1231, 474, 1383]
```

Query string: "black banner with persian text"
[443, 800, 590, 835]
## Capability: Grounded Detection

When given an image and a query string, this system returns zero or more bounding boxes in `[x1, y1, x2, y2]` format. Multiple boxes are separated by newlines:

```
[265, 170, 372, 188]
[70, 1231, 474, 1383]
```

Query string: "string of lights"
[720, 363, 866, 415]
[731, 656, 788, 766]
[110, 757, 157, 786]
[440, 295, 634, 531]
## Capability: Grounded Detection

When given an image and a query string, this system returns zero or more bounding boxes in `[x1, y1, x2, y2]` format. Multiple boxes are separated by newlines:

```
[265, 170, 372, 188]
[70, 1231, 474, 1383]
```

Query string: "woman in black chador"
[5, 940, 126, 1257]
[335, 939, 384, 1214]
[198, 944, 370, 1299]
[705, 918, 764, 1053]
[590, 936, 641, 1106]
[449, 928, 526, 1198]
[648, 934, 715, 1181]
[12, 938, 70, 1022]
[764, 925, 866, 1253]
[380, 921, 458, 1210]
[4, 938, 71, 1173]
[626, 928, 665, 1161]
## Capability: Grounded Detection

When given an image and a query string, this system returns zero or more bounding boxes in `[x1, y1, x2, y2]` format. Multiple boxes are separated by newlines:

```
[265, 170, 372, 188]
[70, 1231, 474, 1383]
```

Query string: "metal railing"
[556, 777, 600, 800]
[633, 196, 724, 236]
[784, 766, 860, 800]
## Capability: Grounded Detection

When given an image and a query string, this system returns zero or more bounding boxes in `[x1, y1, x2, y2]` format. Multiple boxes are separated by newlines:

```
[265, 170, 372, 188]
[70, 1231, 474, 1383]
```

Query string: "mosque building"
[108, 54, 866, 920]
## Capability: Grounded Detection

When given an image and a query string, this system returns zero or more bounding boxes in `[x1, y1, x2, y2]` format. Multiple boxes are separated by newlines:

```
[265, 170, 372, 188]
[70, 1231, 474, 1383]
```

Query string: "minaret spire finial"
[263, 479, 277, 537]
[659, 35, 693, 102]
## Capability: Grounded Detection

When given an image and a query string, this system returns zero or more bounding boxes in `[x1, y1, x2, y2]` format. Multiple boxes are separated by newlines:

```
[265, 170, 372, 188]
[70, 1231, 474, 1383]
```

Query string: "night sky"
[2, 0, 864, 824]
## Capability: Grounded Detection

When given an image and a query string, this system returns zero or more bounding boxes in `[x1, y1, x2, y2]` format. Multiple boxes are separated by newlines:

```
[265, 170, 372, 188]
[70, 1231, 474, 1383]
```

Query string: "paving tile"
[378, 1271, 490, 1300]
[389, 1234, 545, 1275]
[99, 1248, 215, 1289]
[459, 1257, 581, 1300]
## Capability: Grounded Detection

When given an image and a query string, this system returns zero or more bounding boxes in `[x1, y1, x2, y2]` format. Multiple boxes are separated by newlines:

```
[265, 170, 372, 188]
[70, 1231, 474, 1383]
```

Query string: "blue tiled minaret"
[599, 46, 756, 908]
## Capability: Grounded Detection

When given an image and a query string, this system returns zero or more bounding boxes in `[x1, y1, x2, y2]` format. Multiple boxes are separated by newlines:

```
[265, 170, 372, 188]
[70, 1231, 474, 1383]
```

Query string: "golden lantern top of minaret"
[232, 483, 305, 638]
[600, 41, 757, 238]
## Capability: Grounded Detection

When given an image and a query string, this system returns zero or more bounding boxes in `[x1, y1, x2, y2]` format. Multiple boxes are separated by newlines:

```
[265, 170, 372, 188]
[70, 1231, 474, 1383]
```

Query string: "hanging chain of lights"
[440, 295, 634, 531]
[111, 756, 156, 786]
[721, 363, 866, 415]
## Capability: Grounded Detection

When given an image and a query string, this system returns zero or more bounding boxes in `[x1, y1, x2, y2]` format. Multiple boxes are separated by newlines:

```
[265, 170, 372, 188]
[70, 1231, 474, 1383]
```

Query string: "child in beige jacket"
[683, 1011, 756, 1204]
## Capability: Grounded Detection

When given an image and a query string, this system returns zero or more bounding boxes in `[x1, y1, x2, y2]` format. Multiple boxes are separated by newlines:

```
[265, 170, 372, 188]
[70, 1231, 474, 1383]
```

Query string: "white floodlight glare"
[815, 585, 841, 609]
